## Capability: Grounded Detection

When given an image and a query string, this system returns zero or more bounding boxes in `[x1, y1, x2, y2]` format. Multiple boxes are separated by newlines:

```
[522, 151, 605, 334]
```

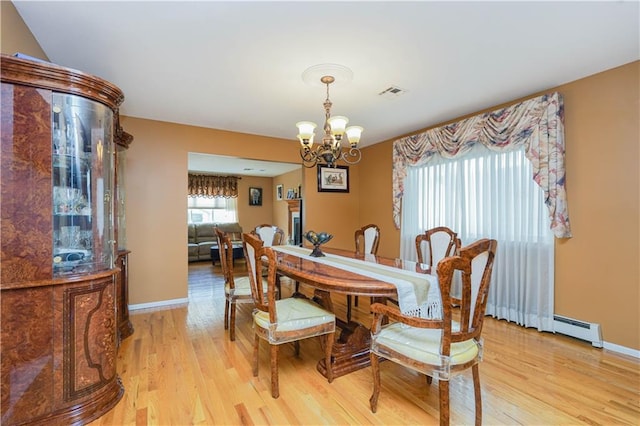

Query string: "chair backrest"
[355, 224, 380, 255]
[436, 238, 497, 354]
[243, 232, 275, 313]
[215, 227, 236, 288]
[253, 224, 285, 247]
[415, 226, 460, 266]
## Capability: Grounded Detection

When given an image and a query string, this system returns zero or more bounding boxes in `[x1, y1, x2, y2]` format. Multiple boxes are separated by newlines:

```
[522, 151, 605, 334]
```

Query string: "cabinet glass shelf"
[51, 92, 114, 276]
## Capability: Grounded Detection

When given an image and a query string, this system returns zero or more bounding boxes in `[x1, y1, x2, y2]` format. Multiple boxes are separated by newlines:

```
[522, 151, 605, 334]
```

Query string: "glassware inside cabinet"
[116, 147, 127, 250]
[52, 93, 115, 276]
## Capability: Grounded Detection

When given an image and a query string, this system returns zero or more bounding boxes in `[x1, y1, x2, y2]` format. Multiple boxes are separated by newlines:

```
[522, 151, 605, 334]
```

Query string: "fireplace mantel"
[287, 199, 302, 246]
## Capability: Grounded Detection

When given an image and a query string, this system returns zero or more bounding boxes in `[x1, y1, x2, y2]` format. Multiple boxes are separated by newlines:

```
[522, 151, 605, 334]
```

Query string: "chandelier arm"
[339, 148, 362, 165]
[300, 146, 339, 168]
[300, 147, 319, 168]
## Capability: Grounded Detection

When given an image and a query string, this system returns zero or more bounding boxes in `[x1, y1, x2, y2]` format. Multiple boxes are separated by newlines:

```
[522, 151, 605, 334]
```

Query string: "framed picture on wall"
[276, 184, 283, 201]
[249, 187, 262, 206]
[317, 165, 349, 193]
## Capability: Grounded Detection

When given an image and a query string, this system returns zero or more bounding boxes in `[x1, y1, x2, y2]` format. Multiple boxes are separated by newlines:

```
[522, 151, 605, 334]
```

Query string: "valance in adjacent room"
[392, 92, 571, 238]
[188, 174, 240, 198]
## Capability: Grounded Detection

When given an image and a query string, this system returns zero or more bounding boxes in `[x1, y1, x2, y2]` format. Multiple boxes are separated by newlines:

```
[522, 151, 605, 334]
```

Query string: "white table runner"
[273, 245, 441, 319]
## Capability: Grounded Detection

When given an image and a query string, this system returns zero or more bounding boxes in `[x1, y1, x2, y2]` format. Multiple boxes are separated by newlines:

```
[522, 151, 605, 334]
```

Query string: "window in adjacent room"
[187, 196, 237, 224]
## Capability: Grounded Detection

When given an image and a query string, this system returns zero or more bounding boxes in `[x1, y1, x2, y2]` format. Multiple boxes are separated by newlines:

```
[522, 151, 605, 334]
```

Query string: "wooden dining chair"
[216, 227, 269, 341]
[348, 224, 381, 321]
[253, 224, 285, 247]
[243, 232, 336, 399]
[369, 238, 497, 425]
[355, 223, 381, 255]
[252, 224, 286, 295]
[415, 226, 463, 307]
[415, 226, 460, 266]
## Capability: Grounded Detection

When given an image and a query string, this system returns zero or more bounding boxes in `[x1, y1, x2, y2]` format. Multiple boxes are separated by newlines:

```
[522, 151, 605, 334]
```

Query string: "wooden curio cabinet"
[0, 54, 132, 425]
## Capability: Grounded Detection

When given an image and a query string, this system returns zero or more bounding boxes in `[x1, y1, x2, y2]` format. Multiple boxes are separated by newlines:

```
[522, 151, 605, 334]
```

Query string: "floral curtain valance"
[188, 174, 240, 198]
[392, 92, 572, 238]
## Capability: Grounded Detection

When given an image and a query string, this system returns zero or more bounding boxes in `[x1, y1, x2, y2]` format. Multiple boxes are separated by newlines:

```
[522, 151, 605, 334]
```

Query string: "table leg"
[317, 319, 371, 379]
[313, 290, 385, 379]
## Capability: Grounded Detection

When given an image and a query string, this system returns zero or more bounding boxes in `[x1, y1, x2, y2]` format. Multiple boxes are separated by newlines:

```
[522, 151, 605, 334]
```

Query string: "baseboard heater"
[553, 315, 603, 348]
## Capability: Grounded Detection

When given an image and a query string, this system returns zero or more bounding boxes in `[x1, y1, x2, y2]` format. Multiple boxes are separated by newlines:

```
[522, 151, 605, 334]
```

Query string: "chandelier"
[296, 69, 363, 168]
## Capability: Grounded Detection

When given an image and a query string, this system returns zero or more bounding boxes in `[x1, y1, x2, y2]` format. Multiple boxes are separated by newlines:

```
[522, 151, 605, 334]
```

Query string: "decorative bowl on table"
[304, 231, 333, 257]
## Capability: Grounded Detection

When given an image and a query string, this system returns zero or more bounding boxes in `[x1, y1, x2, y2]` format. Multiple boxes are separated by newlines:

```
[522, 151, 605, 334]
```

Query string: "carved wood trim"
[63, 277, 117, 401]
[1, 54, 124, 110]
[114, 111, 133, 148]
[286, 199, 301, 213]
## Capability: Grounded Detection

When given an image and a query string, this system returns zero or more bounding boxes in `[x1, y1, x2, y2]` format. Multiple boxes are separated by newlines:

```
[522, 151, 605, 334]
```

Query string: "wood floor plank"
[89, 261, 640, 425]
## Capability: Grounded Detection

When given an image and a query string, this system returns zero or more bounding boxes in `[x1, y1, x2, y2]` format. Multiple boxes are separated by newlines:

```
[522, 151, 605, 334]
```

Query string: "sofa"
[188, 222, 243, 262]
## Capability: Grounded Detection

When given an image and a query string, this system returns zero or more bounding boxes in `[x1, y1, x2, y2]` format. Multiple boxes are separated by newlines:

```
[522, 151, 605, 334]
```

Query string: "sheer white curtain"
[400, 144, 555, 331]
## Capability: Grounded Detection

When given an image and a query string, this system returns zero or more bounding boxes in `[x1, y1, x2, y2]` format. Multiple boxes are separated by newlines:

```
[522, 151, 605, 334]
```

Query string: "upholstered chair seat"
[225, 276, 267, 297]
[253, 297, 335, 338]
[371, 321, 480, 373]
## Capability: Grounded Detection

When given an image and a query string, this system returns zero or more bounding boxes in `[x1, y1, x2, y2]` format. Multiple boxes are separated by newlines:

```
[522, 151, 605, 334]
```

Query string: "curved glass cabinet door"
[52, 92, 115, 276]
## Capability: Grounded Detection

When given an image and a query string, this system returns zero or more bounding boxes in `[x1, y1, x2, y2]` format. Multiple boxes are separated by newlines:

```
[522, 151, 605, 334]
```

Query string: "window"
[409, 145, 550, 243]
[401, 144, 555, 331]
[187, 196, 237, 224]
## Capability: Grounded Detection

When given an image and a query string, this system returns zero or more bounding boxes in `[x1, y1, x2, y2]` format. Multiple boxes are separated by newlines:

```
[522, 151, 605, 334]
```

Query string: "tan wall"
[0, 1, 48, 60]
[122, 117, 309, 305]
[357, 141, 396, 259]
[360, 61, 640, 350]
[303, 165, 361, 251]
[237, 175, 273, 230]
[555, 62, 638, 348]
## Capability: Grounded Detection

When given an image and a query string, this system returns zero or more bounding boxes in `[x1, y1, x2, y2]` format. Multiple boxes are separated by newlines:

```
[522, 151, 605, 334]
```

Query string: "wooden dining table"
[272, 245, 433, 379]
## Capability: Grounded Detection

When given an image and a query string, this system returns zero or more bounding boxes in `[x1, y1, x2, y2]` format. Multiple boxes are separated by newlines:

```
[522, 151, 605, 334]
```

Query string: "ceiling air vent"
[378, 85, 407, 99]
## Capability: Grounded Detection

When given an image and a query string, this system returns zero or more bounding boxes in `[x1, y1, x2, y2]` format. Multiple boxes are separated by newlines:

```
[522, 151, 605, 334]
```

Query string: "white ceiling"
[188, 152, 301, 177]
[11, 1, 639, 175]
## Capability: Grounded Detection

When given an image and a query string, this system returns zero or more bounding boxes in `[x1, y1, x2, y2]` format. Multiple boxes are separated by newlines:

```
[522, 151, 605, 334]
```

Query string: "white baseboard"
[603, 341, 640, 359]
[129, 298, 189, 312]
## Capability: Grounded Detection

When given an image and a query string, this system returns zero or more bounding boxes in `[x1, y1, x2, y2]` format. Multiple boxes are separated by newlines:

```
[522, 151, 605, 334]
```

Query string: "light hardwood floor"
[90, 261, 640, 425]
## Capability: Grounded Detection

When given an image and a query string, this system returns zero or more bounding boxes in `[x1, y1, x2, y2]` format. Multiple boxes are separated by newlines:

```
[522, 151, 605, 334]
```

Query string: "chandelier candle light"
[296, 65, 363, 168]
